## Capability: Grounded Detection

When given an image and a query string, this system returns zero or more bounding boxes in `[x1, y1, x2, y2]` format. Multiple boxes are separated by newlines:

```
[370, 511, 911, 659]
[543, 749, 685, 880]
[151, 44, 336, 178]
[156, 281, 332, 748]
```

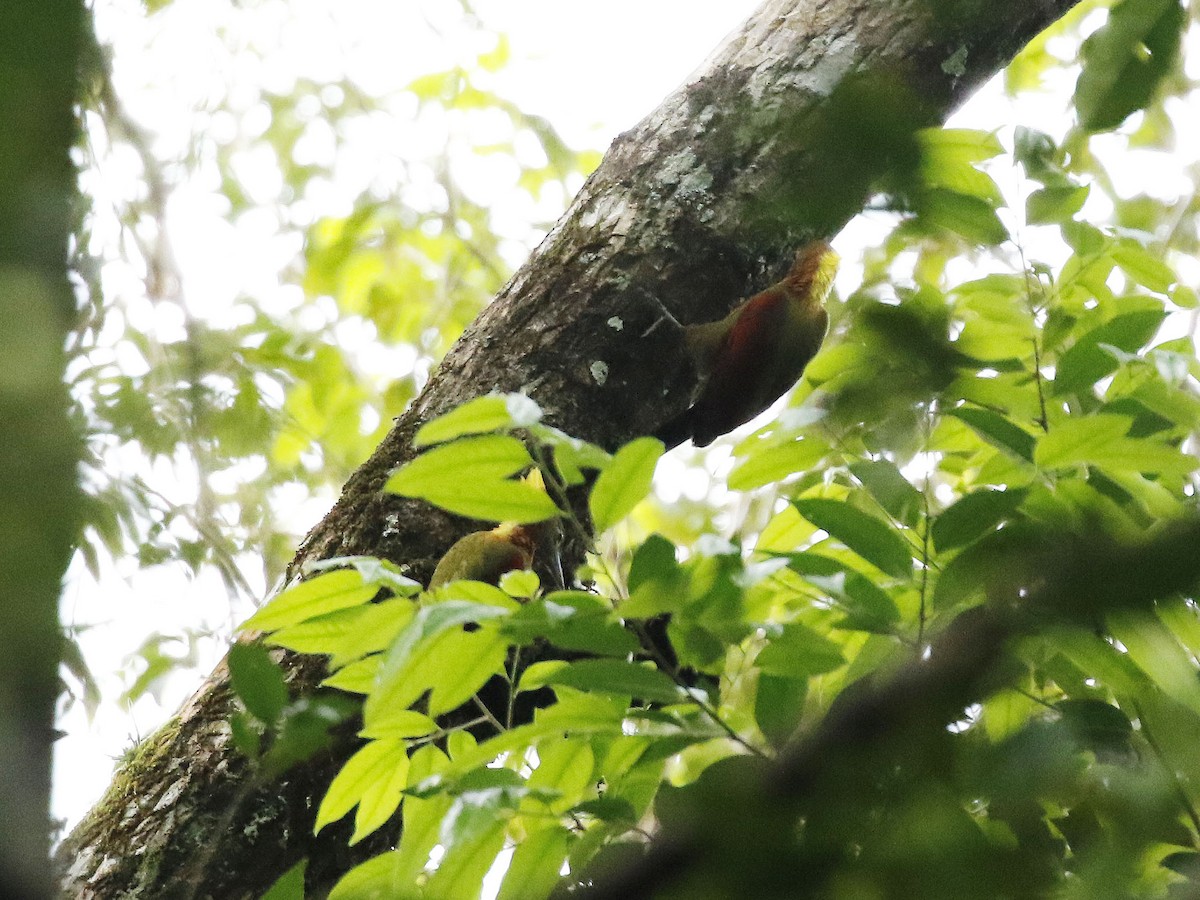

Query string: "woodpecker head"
[784, 240, 840, 308]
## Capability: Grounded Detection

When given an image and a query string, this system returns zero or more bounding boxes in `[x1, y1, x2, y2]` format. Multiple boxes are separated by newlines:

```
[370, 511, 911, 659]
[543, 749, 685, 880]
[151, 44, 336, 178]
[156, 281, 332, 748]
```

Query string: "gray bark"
[57, 1, 1082, 896]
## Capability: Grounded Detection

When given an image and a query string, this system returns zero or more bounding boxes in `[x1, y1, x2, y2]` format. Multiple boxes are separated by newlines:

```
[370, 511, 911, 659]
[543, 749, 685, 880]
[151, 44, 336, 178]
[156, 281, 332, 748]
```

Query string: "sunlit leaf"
[414, 393, 543, 447]
[849, 458, 923, 527]
[364, 601, 512, 726]
[589, 437, 663, 533]
[243, 570, 380, 633]
[1026, 185, 1089, 224]
[1035, 414, 1197, 475]
[314, 739, 410, 842]
[497, 824, 572, 900]
[914, 189, 1009, 245]
[386, 435, 561, 522]
[730, 437, 828, 491]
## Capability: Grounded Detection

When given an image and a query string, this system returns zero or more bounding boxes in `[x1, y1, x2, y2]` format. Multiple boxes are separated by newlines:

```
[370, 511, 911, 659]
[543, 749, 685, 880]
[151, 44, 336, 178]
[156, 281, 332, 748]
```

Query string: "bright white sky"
[58, 0, 1199, 845]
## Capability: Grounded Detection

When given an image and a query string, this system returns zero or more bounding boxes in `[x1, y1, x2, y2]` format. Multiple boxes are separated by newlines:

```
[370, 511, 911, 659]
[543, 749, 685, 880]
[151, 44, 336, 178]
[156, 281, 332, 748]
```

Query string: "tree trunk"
[1, 2, 82, 898]
[57, 0, 1081, 896]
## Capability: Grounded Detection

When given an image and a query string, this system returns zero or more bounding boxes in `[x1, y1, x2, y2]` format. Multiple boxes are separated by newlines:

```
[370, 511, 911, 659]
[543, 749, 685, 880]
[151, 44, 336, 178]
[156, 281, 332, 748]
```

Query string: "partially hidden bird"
[427, 521, 536, 589]
[656, 240, 839, 448]
[427, 469, 556, 590]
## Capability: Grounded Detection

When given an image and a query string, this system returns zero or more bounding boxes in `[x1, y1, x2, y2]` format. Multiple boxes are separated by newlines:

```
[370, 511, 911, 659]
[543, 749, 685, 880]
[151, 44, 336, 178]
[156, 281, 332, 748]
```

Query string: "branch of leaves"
[236, 559, 703, 844]
[229, 395, 675, 846]
[385, 392, 663, 534]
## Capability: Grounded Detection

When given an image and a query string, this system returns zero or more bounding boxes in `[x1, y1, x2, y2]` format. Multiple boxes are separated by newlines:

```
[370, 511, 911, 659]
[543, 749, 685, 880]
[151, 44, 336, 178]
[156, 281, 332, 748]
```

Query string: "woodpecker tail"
[654, 406, 694, 450]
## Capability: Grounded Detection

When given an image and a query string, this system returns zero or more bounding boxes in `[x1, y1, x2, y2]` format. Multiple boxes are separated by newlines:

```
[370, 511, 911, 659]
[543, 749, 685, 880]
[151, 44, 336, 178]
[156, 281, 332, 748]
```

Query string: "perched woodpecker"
[657, 241, 839, 448]
[427, 521, 536, 589]
[427, 469, 560, 590]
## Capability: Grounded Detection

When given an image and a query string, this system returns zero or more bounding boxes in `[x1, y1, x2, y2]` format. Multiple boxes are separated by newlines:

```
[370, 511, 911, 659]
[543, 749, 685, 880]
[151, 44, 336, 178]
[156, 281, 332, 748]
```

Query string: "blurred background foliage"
[63, 0, 600, 754]
[63, 0, 1200, 895]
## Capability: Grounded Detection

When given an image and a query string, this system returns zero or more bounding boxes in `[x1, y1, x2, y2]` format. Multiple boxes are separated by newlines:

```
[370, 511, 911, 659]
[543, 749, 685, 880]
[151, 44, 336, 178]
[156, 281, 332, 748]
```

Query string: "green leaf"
[414, 393, 542, 447]
[497, 825, 572, 900]
[315, 738, 410, 840]
[424, 627, 510, 716]
[1026, 185, 1089, 224]
[359, 710, 438, 741]
[385, 746, 452, 891]
[788, 553, 900, 632]
[1075, 0, 1185, 132]
[755, 674, 807, 748]
[243, 569, 380, 633]
[425, 788, 510, 899]
[519, 659, 682, 703]
[627, 534, 680, 594]
[917, 127, 1004, 163]
[269, 598, 415, 669]
[932, 523, 1044, 611]
[916, 128, 1005, 204]
[835, 572, 903, 633]
[260, 695, 356, 776]
[322, 656, 380, 695]
[228, 643, 288, 725]
[1112, 242, 1176, 294]
[327, 851, 405, 900]
[229, 712, 262, 759]
[947, 407, 1036, 463]
[729, 437, 829, 491]
[364, 601, 512, 726]
[503, 592, 639, 656]
[1108, 610, 1200, 717]
[526, 739, 595, 814]
[849, 458, 923, 527]
[932, 488, 1027, 553]
[261, 860, 306, 900]
[1013, 126, 1057, 178]
[1035, 414, 1198, 475]
[589, 437, 663, 532]
[793, 498, 913, 579]
[1056, 699, 1133, 754]
[621, 534, 688, 618]
[386, 435, 560, 522]
[756, 622, 846, 678]
[1053, 309, 1166, 395]
[304, 556, 422, 596]
[915, 189, 1009, 245]
[1171, 285, 1198, 309]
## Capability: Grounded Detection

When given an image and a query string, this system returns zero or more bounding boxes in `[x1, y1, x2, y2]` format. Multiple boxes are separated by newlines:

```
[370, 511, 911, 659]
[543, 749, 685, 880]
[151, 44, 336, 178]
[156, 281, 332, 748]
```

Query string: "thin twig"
[471, 694, 507, 736]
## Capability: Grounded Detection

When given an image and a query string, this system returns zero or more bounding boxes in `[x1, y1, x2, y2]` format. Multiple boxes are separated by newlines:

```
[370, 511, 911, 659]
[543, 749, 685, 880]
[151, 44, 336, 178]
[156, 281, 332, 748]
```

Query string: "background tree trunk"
[1, 2, 82, 898]
[57, 0, 1081, 896]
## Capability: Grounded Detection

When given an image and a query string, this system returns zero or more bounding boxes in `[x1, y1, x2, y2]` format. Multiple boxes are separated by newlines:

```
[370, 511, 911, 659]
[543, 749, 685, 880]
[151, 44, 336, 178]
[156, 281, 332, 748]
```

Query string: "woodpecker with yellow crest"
[657, 240, 839, 448]
[427, 469, 560, 590]
[428, 521, 536, 589]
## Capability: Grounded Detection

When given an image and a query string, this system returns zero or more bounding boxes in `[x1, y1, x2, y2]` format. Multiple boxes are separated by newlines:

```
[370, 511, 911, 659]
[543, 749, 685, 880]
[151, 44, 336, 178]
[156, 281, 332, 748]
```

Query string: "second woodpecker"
[657, 240, 839, 448]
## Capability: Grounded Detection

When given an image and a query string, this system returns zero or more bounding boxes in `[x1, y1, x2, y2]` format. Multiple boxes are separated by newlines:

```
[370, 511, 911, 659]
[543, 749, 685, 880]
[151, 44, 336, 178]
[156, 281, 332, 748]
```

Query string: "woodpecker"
[427, 469, 561, 590]
[428, 521, 536, 589]
[656, 241, 838, 448]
